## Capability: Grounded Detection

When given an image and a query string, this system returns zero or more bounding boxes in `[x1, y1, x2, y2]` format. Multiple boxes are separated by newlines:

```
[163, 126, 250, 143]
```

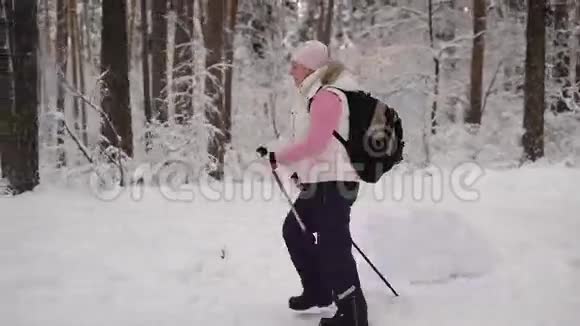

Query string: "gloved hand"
[290, 172, 300, 185]
[256, 146, 277, 170]
[290, 172, 306, 191]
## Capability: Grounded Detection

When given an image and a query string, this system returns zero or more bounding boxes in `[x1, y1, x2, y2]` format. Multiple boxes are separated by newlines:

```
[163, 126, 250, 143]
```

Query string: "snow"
[1, 166, 580, 326]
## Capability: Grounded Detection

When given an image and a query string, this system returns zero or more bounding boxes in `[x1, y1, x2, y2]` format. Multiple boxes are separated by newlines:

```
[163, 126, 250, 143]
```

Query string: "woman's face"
[290, 61, 314, 87]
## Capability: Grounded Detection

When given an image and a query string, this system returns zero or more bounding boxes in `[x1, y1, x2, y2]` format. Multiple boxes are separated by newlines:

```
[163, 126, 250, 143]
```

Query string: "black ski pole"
[271, 169, 307, 232]
[351, 240, 399, 296]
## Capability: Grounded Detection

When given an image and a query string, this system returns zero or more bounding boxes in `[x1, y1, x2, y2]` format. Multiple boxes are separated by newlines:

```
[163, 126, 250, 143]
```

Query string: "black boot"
[319, 288, 368, 326]
[289, 290, 333, 311]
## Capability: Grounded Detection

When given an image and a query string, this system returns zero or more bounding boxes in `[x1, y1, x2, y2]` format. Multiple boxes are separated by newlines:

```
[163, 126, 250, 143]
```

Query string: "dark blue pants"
[283, 181, 362, 299]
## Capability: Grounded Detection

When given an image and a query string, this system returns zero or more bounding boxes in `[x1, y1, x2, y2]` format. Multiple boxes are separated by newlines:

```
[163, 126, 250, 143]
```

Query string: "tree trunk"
[43, 0, 51, 56]
[69, 0, 82, 145]
[318, 0, 334, 46]
[466, 0, 487, 125]
[441, 0, 458, 122]
[204, 0, 225, 180]
[248, 0, 272, 59]
[577, 0, 580, 89]
[223, 0, 238, 144]
[151, 0, 168, 122]
[101, 0, 133, 157]
[4, 0, 40, 194]
[56, 0, 69, 167]
[172, 0, 194, 122]
[40, 0, 50, 143]
[75, 1, 88, 146]
[507, 0, 526, 14]
[83, 0, 92, 64]
[40, 0, 50, 119]
[522, 0, 546, 161]
[298, 0, 317, 42]
[572, 0, 580, 104]
[551, 0, 571, 113]
[141, 0, 153, 152]
[0, 0, 15, 177]
[128, 0, 137, 62]
[317, 0, 326, 44]
[141, 0, 152, 122]
[428, 0, 439, 134]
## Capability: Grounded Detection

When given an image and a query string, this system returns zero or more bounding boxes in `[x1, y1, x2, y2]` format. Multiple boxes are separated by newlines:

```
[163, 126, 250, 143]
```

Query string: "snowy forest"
[0, 0, 578, 194]
[1, 1, 580, 326]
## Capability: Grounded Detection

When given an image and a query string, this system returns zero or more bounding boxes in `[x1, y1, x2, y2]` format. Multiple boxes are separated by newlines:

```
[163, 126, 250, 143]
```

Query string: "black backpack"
[309, 87, 405, 183]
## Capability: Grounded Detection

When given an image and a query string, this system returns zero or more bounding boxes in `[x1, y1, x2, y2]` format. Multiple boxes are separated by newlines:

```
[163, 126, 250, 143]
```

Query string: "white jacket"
[289, 62, 362, 183]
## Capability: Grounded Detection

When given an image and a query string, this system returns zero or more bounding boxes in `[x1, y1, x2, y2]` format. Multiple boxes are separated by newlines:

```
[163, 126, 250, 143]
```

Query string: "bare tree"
[203, 0, 226, 180]
[3, 0, 40, 193]
[151, 0, 168, 122]
[466, 0, 487, 125]
[522, 0, 546, 161]
[101, 0, 133, 157]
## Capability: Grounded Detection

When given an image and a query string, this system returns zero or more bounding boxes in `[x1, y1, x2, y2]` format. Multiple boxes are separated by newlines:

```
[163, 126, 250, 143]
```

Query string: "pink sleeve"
[276, 90, 342, 165]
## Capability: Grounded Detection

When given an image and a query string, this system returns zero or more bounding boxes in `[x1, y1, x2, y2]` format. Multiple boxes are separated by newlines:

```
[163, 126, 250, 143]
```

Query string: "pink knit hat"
[291, 40, 329, 71]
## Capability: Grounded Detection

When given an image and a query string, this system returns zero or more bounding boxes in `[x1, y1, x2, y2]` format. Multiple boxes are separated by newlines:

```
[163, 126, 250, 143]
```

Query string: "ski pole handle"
[256, 147, 277, 170]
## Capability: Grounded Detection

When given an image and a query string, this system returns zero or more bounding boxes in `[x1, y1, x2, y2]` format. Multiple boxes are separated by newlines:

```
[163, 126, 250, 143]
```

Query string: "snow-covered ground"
[2, 166, 580, 326]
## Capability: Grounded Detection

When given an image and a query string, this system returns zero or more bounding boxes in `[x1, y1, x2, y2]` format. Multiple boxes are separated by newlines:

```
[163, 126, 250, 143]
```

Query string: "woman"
[260, 40, 368, 326]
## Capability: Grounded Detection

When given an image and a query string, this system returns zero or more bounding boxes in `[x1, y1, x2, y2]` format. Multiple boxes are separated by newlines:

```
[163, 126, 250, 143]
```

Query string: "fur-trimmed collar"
[320, 61, 346, 85]
[298, 61, 347, 99]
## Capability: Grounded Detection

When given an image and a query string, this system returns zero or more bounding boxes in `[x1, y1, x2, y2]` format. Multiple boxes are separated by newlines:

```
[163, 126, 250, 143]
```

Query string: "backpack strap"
[333, 130, 348, 147]
[306, 86, 323, 113]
